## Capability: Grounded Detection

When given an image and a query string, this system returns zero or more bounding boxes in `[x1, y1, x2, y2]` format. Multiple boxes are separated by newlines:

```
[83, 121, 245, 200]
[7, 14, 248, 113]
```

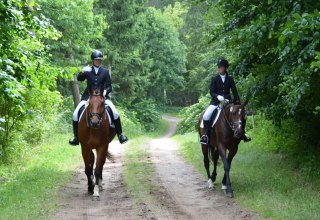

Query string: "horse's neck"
[219, 105, 233, 135]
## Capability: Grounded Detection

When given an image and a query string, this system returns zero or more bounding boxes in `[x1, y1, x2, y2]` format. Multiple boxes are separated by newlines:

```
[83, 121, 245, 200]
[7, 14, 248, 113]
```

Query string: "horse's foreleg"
[222, 146, 238, 188]
[218, 146, 233, 198]
[211, 147, 219, 183]
[93, 147, 107, 199]
[82, 147, 95, 195]
[202, 144, 213, 188]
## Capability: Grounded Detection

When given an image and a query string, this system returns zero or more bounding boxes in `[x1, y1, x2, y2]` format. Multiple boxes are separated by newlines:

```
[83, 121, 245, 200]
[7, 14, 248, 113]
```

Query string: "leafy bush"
[129, 99, 161, 132]
[177, 95, 210, 134]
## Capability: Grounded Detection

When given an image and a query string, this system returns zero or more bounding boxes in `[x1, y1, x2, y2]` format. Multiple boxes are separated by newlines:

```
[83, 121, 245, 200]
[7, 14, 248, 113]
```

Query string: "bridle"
[86, 94, 106, 128]
[221, 101, 244, 132]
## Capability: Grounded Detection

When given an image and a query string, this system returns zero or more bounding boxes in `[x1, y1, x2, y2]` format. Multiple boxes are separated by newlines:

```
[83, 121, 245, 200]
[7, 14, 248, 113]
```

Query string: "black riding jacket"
[77, 66, 112, 101]
[209, 73, 240, 105]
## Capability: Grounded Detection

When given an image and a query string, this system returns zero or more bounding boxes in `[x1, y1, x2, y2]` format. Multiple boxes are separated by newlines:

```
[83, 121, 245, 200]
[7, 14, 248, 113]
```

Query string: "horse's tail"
[106, 151, 115, 163]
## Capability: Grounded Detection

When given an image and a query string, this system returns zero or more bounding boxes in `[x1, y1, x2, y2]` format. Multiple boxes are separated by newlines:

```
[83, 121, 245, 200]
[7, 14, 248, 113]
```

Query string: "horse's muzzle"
[234, 129, 244, 139]
[89, 117, 103, 129]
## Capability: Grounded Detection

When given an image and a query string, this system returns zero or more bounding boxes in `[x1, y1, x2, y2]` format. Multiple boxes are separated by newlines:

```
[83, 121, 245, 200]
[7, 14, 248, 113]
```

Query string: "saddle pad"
[78, 102, 115, 128]
[200, 108, 222, 128]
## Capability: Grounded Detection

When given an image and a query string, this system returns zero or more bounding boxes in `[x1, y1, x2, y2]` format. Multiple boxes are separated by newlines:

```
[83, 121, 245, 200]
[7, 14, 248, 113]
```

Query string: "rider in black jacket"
[69, 50, 128, 145]
[200, 59, 251, 144]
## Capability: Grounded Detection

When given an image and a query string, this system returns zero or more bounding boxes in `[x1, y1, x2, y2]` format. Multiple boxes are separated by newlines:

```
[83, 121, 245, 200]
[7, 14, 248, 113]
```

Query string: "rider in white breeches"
[73, 99, 119, 122]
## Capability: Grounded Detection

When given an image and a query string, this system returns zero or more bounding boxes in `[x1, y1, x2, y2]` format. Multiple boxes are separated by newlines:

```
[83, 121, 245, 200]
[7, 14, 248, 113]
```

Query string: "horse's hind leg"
[211, 147, 219, 183]
[202, 144, 213, 188]
[82, 147, 95, 195]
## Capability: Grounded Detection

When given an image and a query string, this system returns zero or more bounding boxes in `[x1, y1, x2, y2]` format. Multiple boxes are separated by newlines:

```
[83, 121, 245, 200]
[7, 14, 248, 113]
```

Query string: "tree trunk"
[70, 75, 81, 108]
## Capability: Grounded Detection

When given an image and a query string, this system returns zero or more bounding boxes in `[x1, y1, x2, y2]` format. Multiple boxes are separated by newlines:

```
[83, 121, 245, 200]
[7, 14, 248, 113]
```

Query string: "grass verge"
[0, 133, 81, 220]
[122, 119, 169, 214]
[173, 132, 320, 219]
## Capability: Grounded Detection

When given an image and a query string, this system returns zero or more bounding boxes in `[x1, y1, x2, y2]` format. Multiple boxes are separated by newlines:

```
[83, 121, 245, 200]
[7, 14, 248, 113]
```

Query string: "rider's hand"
[82, 66, 92, 73]
[217, 95, 225, 102]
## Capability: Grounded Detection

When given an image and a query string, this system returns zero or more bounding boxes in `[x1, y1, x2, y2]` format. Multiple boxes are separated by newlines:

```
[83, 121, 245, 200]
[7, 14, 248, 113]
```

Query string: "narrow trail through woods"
[53, 116, 255, 220]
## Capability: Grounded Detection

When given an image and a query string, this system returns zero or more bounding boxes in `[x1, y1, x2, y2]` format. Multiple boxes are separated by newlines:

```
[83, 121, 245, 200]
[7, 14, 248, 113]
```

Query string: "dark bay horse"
[78, 87, 116, 199]
[198, 100, 248, 198]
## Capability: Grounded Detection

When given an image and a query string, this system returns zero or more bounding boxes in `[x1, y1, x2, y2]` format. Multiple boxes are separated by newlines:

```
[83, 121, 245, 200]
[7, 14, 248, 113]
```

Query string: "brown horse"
[198, 100, 248, 198]
[78, 86, 116, 199]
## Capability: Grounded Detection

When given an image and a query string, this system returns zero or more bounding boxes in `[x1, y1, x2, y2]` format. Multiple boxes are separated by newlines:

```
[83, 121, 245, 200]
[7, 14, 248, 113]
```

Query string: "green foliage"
[199, 0, 320, 121]
[128, 99, 161, 131]
[95, 1, 187, 105]
[177, 95, 209, 134]
[0, 0, 60, 157]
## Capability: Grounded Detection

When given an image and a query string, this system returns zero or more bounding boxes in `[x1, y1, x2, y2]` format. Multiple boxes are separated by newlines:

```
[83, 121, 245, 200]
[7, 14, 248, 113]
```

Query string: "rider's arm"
[230, 77, 240, 104]
[105, 70, 113, 96]
[77, 71, 87, 81]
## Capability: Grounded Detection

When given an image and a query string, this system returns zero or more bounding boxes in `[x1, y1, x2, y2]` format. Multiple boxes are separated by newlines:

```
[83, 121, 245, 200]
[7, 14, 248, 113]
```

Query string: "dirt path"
[52, 142, 135, 220]
[148, 115, 255, 220]
[53, 116, 255, 220]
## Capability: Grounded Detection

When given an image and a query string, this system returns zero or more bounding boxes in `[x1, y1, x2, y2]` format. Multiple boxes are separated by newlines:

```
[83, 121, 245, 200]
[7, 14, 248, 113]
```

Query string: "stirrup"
[119, 134, 128, 144]
[69, 137, 79, 146]
[200, 135, 208, 145]
[243, 136, 251, 143]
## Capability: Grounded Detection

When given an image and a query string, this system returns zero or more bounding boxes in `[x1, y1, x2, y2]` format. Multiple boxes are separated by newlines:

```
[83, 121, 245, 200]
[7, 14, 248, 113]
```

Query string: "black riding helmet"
[91, 50, 103, 60]
[217, 59, 229, 68]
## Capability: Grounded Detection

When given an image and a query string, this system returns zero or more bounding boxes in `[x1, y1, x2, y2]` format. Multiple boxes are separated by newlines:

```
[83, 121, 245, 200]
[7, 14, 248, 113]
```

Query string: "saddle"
[200, 108, 222, 129]
[78, 103, 115, 128]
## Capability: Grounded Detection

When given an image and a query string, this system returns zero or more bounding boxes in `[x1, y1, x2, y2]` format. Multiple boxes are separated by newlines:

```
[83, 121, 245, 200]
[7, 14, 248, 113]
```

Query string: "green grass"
[122, 119, 169, 212]
[123, 137, 157, 207]
[0, 133, 81, 220]
[174, 132, 320, 220]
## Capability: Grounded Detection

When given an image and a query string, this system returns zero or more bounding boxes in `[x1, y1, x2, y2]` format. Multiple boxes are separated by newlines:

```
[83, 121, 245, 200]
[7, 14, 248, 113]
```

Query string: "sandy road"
[53, 116, 255, 220]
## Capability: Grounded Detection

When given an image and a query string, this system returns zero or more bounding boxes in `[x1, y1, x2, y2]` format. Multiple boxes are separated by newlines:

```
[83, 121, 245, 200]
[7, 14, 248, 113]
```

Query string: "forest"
[0, 0, 320, 218]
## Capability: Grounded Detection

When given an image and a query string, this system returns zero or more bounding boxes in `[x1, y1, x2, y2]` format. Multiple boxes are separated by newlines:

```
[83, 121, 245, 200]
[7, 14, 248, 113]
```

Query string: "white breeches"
[73, 100, 87, 121]
[73, 99, 119, 122]
[203, 105, 218, 121]
[105, 99, 119, 120]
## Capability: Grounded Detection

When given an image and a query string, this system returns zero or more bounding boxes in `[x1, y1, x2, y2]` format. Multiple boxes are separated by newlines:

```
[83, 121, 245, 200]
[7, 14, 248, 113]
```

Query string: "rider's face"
[218, 66, 226, 74]
[93, 59, 102, 67]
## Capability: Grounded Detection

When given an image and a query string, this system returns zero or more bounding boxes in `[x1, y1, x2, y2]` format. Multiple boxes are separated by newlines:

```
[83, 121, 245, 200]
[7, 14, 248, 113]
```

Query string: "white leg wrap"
[207, 179, 214, 188]
[105, 99, 119, 120]
[221, 184, 227, 190]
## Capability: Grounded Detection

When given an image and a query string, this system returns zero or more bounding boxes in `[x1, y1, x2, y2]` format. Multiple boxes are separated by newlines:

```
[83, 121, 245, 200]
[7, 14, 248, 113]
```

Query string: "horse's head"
[227, 100, 248, 139]
[87, 87, 105, 129]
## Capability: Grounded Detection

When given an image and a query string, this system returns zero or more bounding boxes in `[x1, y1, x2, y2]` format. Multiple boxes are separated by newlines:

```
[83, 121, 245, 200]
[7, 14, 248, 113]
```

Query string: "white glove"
[217, 95, 225, 102]
[82, 66, 92, 73]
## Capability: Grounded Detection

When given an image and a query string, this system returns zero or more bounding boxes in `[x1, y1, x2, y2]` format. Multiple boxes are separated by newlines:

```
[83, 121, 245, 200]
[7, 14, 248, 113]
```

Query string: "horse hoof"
[92, 195, 100, 201]
[207, 179, 214, 189]
[226, 191, 234, 198]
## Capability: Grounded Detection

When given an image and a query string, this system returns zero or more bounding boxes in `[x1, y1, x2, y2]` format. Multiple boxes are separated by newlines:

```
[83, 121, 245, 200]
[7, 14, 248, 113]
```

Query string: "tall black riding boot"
[200, 120, 210, 145]
[114, 117, 128, 144]
[69, 121, 79, 146]
[242, 119, 251, 142]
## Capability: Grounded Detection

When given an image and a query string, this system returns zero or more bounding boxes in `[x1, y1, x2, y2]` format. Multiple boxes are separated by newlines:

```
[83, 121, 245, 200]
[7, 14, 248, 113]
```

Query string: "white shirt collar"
[93, 66, 100, 74]
[219, 74, 226, 83]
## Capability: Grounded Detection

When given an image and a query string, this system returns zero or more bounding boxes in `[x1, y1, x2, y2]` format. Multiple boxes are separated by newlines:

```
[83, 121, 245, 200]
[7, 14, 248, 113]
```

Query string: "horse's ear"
[242, 99, 249, 106]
